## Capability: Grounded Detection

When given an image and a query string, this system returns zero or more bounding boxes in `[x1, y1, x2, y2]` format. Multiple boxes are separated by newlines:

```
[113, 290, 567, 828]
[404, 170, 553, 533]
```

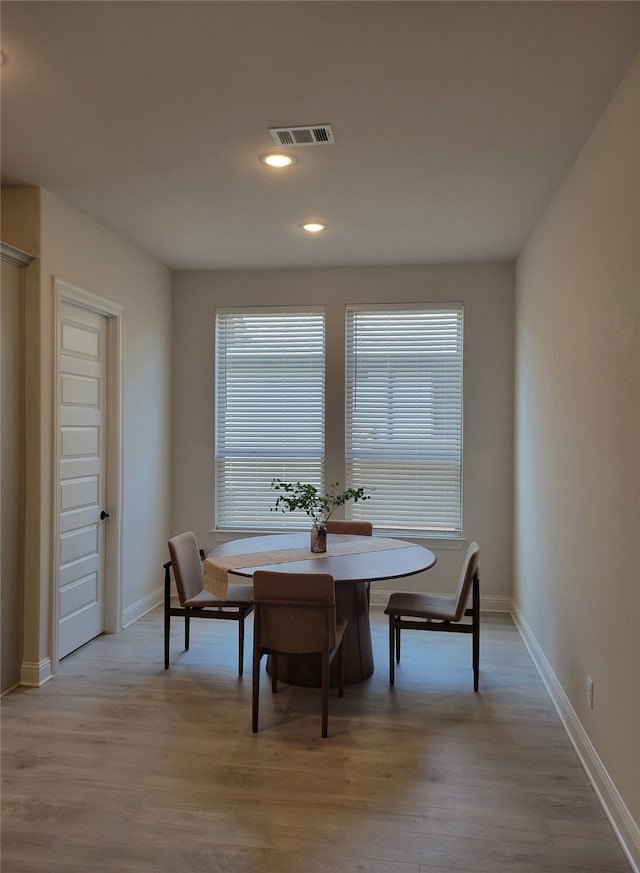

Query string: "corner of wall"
[1, 187, 41, 257]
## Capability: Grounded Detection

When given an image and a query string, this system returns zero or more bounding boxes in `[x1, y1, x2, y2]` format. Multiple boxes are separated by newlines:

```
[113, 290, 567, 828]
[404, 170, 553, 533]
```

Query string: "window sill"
[211, 528, 467, 551]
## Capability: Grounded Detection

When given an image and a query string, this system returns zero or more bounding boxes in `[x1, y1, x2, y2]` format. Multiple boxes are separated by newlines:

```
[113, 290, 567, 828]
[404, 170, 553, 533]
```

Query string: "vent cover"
[269, 124, 335, 147]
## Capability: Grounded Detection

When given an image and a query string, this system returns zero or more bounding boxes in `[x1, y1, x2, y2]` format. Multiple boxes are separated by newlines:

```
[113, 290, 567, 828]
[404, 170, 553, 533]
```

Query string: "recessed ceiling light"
[300, 222, 327, 233]
[260, 152, 297, 168]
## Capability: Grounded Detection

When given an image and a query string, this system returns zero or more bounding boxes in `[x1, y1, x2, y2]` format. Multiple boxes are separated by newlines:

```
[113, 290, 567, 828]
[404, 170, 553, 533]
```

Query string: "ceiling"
[1, 1, 639, 271]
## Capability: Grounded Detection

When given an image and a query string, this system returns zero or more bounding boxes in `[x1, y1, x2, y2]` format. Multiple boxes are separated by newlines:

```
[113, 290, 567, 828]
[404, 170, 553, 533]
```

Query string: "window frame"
[344, 302, 464, 540]
[214, 305, 326, 532]
[213, 302, 465, 539]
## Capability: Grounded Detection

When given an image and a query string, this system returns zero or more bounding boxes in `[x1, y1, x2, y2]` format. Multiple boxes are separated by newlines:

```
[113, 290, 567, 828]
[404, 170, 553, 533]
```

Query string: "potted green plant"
[270, 479, 371, 553]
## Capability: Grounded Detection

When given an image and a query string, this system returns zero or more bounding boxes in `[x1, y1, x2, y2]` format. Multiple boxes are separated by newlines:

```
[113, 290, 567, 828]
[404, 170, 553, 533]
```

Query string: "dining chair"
[384, 541, 480, 691]
[326, 518, 373, 601]
[252, 570, 348, 738]
[165, 531, 253, 675]
[325, 519, 373, 537]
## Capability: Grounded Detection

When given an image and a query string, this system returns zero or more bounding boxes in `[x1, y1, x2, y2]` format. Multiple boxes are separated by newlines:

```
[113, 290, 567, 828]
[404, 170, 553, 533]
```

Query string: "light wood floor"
[1, 609, 631, 873]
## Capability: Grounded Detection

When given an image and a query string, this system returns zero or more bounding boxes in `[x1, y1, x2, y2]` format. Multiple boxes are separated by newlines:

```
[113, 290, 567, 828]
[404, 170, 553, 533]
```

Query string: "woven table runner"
[203, 537, 413, 599]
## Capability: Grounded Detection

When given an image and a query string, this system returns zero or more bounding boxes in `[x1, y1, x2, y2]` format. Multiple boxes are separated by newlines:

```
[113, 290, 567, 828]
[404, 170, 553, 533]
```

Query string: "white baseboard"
[512, 602, 640, 873]
[20, 658, 53, 687]
[122, 587, 163, 628]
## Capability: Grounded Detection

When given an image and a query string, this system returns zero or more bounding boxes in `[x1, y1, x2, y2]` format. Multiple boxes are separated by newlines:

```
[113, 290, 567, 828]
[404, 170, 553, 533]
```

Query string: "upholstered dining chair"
[326, 518, 373, 601]
[325, 519, 373, 537]
[165, 531, 253, 675]
[384, 541, 480, 691]
[252, 571, 348, 738]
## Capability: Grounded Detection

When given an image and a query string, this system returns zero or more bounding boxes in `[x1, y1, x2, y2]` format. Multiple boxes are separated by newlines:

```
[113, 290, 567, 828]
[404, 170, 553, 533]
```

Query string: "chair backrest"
[253, 571, 338, 654]
[325, 519, 372, 537]
[168, 531, 203, 605]
[452, 541, 480, 621]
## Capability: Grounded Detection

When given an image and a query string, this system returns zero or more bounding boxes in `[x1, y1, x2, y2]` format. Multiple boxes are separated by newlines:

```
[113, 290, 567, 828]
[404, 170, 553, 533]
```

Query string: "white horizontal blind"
[215, 309, 325, 529]
[345, 306, 463, 534]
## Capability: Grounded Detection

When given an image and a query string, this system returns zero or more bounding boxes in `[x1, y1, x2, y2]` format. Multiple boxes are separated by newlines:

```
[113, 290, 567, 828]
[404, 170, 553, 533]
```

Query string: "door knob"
[100, 510, 110, 520]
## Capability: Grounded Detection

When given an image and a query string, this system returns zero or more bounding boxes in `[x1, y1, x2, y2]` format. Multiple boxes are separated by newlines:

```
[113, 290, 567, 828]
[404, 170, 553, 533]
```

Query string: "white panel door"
[58, 302, 108, 658]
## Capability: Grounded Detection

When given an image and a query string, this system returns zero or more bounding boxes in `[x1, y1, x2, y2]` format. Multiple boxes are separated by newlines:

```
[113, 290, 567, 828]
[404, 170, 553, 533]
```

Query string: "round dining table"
[206, 532, 436, 687]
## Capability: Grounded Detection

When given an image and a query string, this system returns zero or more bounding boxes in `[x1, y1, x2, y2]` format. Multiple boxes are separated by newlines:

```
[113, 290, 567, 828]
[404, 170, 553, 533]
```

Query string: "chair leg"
[472, 627, 479, 692]
[321, 649, 329, 738]
[395, 623, 401, 663]
[472, 571, 480, 692]
[388, 614, 395, 686]
[238, 611, 245, 677]
[338, 642, 345, 698]
[184, 614, 190, 651]
[164, 565, 171, 669]
[252, 642, 261, 734]
[164, 606, 171, 670]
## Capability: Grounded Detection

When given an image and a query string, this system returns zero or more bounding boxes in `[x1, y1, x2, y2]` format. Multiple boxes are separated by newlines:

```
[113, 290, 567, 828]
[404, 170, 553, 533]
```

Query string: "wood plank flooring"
[1, 610, 631, 873]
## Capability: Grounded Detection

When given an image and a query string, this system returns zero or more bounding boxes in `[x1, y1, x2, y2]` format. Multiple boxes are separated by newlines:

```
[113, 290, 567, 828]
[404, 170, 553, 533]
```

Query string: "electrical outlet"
[587, 676, 594, 709]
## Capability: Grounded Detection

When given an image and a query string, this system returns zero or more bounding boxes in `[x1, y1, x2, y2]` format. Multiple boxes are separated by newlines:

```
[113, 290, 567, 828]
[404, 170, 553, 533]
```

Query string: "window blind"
[345, 306, 463, 534]
[215, 309, 325, 529]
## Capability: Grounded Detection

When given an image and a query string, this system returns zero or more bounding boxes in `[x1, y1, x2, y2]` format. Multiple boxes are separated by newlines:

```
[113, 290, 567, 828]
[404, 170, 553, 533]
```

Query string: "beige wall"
[14, 188, 173, 681]
[514, 53, 640, 852]
[172, 262, 514, 603]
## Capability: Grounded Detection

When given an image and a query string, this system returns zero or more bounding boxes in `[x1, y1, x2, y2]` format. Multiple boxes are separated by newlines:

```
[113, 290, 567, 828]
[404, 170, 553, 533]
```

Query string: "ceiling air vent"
[269, 124, 335, 147]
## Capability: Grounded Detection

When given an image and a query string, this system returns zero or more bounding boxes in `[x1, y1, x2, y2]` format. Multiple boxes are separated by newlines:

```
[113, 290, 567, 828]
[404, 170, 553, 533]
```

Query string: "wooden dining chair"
[384, 542, 481, 691]
[165, 531, 253, 675]
[252, 571, 348, 738]
[326, 518, 373, 602]
[325, 519, 373, 537]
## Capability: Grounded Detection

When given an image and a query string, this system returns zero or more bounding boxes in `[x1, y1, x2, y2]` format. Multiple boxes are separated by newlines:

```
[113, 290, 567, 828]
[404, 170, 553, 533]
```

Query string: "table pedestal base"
[267, 580, 373, 687]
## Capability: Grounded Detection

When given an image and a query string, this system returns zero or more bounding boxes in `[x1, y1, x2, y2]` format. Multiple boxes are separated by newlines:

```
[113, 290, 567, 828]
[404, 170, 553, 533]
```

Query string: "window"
[215, 308, 325, 529]
[345, 305, 463, 535]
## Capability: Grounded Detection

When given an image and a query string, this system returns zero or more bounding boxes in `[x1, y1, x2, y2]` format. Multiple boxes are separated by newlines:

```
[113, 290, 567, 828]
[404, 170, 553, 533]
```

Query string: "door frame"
[0, 245, 32, 695]
[52, 278, 123, 669]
